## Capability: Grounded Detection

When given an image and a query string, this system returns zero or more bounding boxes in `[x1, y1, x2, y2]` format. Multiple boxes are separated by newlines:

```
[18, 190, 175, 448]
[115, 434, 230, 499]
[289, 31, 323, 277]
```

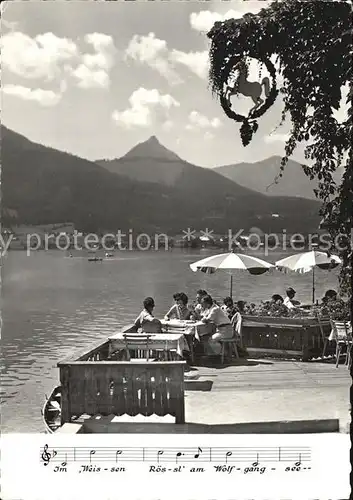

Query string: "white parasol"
[189, 251, 274, 297]
[275, 250, 341, 304]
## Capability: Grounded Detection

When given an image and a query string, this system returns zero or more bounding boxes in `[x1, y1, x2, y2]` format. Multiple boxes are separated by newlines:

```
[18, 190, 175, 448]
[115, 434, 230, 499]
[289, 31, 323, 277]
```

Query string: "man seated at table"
[221, 296, 238, 320]
[236, 300, 246, 313]
[283, 287, 301, 309]
[321, 289, 338, 305]
[271, 294, 284, 305]
[191, 289, 208, 320]
[200, 294, 233, 355]
[133, 297, 162, 333]
[164, 292, 192, 321]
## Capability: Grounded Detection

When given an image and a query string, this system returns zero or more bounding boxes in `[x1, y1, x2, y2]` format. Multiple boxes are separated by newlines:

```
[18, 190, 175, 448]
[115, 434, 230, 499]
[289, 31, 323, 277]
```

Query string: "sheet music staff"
[41, 444, 310, 466]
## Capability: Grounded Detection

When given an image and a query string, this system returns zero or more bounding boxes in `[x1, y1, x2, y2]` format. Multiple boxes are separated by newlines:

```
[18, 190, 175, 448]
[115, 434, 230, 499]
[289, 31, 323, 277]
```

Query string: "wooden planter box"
[57, 338, 186, 425]
[242, 315, 333, 361]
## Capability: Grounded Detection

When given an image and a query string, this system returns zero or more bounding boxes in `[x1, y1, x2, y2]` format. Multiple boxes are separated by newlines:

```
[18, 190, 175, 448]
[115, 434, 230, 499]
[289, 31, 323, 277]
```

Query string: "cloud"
[82, 52, 112, 71]
[85, 33, 115, 53]
[1, 30, 116, 90]
[186, 111, 222, 130]
[112, 88, 180, 128]
[83, 33, 116, 70]
[190, 10, 246, 32]
[2, 84, 62, 106]
[70, 64, 110, 89]
[264, 133, 290, 143]
[70, 32, 116, 89]
[170, 50, 209, 79]
[190, 5, 269, 32]
[125, 32, 181, 84]
[125, 34, 211, 82]
[1, 31, 78, 80]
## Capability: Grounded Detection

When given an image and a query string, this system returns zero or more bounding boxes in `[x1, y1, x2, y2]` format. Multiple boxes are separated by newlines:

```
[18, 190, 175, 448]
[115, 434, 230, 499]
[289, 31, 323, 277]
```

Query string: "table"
[108, 332, 187, 358]
[160, 319, 214, 341]
[160, 320, 215, 363]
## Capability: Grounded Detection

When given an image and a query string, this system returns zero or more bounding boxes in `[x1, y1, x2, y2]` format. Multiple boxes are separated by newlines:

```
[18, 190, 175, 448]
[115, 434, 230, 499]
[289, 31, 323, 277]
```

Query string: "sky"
[1, 1, 348, 167]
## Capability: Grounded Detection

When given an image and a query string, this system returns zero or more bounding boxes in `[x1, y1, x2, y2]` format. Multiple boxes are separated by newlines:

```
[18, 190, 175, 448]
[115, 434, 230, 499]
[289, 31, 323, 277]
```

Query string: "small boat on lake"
[88, 249, 103, 261]
[42, 386, 62, 433]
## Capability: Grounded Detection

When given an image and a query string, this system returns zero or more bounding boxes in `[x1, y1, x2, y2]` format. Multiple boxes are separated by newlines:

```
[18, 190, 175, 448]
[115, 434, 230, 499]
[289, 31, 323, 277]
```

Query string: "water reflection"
[1, 249, 339, 431]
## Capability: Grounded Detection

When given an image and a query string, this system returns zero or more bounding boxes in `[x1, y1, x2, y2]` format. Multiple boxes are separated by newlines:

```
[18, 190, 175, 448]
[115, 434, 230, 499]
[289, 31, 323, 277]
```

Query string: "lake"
[0, 248, 339, 432]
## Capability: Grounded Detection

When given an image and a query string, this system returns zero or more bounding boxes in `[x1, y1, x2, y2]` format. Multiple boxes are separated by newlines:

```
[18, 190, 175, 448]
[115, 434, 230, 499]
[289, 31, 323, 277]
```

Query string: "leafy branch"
[207, 0, 352, 293]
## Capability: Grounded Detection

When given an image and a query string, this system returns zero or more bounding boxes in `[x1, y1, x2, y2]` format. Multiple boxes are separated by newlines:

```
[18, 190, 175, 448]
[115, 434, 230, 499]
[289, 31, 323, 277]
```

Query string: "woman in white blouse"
[164, 292, 192, 321]
[201, 295, 233, 354]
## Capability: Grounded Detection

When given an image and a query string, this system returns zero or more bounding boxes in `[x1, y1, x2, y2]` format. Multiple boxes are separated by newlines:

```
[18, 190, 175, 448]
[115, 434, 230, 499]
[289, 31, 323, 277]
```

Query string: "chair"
[329, 320, 352, 368]
[219, 314, 241, 364]
[231, 312, 243, 348]
[123, 334, 153, 361]
[315, 312, 328, 357]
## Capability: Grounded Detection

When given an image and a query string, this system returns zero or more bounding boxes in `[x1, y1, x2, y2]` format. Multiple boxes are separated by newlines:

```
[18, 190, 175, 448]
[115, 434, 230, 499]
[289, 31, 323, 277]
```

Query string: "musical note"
[41, 444, 57, 466]
[194, 447, 202, 459]
[116, 450, 122, 462]
[225, 451, 232, 463]
[176, 451, 183, 464]
[89, 450, 96, 462]
[157, 450, 164, 463]
[294, 452, 302, 467]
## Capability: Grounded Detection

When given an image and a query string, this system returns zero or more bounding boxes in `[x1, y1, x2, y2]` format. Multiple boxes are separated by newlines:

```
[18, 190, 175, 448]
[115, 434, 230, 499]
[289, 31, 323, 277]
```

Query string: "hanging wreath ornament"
[220, 55, 278, 146]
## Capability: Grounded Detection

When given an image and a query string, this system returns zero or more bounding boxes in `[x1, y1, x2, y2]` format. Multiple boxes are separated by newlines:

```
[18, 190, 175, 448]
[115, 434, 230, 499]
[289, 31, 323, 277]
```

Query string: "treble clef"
[41, 444, 56, 466]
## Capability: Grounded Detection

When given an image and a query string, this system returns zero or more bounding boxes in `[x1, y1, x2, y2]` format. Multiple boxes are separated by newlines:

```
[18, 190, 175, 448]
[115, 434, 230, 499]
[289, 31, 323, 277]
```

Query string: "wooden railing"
[57, 359, 186, 425]
[74, 339, 111, 361]
[242, 315, 333, 360]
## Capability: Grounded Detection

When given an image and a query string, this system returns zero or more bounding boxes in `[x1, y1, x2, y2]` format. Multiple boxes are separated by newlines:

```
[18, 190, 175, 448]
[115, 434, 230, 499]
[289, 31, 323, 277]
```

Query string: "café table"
[160, 319, 215, 363]
[108, 332, 187, 359]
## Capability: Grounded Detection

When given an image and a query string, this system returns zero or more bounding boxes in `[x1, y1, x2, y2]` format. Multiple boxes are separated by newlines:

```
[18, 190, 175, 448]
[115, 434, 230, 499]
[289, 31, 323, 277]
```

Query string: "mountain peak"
[146, 135, 159, 143]
[123, 135, 182, 162]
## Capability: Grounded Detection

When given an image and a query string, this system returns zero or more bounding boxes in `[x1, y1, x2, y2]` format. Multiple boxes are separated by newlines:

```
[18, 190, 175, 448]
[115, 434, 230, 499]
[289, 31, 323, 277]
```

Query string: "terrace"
[53, 326, 350, 434]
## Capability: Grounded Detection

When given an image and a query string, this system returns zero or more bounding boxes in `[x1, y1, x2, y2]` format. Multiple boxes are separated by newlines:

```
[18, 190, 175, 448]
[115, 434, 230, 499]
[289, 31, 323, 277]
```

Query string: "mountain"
[123, 135, 182, 162]
[97, 136, 189, 186]
[214, 156, 323, 199]
[1, 126, 172, 233]
[1, 127, 322, 234]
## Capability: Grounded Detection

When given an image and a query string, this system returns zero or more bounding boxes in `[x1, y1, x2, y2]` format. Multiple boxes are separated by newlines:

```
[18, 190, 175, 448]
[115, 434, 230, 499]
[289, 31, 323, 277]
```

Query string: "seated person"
[191, 289, 208, 320]
[236, 300, 246, 313]
[221, 296, 237, 319]
[201, 294, 233, 355]
[322, 289, 338, 304]
[271, 294, 284, 305]
[164, 292, 191, 321]
[133, 297, 162, 333]
[283, 287, 301, 309]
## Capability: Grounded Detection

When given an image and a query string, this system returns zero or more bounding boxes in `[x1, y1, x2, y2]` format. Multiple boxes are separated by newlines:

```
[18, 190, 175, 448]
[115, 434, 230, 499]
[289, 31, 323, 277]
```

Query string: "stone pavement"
[184, 358, 351, 432]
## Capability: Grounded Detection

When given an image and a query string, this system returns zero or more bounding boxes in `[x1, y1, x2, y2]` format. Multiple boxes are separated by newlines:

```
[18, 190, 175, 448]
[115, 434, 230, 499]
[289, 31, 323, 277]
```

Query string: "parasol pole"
[230, 273, 233, 299]
[312, 266, 315, 304]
